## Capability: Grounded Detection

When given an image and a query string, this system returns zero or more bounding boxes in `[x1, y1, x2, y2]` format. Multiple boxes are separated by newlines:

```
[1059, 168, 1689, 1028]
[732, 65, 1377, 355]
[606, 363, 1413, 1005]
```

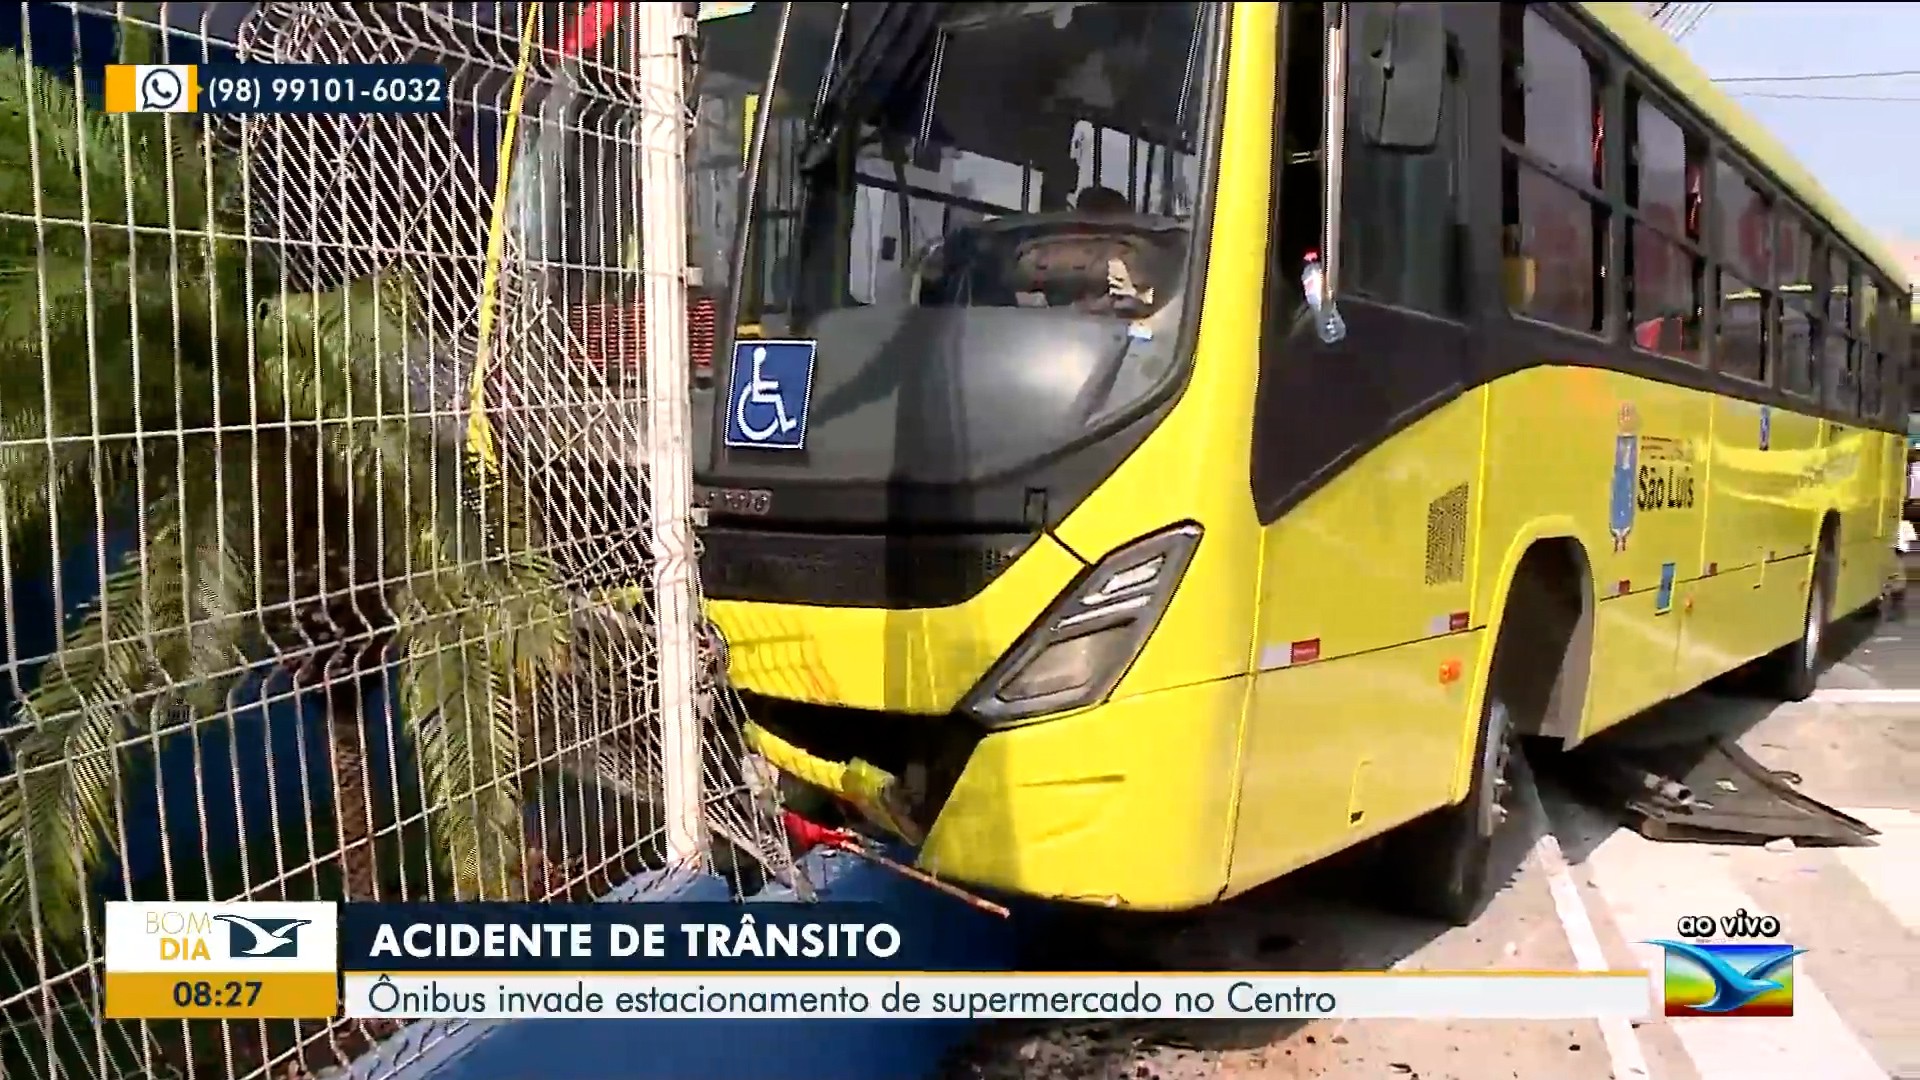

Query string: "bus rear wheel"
[1378, 687, 1517, 927]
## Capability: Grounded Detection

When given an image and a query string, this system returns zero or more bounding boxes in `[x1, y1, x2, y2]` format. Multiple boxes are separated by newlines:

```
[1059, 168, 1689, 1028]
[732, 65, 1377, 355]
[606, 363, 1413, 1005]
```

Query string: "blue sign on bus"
[724, 340, 816, 451]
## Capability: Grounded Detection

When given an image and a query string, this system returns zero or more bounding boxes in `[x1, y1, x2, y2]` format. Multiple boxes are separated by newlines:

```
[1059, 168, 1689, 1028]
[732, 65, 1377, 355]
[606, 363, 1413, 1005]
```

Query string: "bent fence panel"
[0, 4, 792, 1078]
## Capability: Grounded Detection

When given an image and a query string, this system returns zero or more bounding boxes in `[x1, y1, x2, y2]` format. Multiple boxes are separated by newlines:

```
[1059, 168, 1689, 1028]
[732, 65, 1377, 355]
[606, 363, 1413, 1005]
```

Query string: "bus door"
[1233, 3, 1479, 884]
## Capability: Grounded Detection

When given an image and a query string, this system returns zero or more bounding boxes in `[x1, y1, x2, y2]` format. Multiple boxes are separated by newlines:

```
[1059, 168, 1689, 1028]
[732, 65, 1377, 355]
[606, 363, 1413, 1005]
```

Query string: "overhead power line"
[1670, 2, 1714, 40]
[1642, 2, 1686, 26]
[1731, 91, 1920, 102]
[1645, 1, 1709, 37]
[1716, 68, 1920, 84]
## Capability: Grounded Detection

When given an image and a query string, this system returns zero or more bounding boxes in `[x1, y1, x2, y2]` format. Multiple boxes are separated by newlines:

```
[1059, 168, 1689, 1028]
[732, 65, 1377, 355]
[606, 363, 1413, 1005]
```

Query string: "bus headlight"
[962, 523, 1202, 727]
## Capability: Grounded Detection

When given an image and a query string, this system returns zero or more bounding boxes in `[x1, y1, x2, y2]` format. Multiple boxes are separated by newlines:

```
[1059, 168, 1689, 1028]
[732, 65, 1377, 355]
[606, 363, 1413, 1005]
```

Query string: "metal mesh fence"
[0, 3, 793, 1077]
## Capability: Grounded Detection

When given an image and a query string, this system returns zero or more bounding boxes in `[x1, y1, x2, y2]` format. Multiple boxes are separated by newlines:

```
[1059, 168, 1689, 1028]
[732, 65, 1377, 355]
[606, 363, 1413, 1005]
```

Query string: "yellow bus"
[692, 2, 1912, 924]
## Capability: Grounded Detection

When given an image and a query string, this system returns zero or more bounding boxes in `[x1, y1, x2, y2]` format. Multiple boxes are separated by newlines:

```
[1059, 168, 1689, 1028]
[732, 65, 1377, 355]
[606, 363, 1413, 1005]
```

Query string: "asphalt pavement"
[941, 607, 1920, 1080]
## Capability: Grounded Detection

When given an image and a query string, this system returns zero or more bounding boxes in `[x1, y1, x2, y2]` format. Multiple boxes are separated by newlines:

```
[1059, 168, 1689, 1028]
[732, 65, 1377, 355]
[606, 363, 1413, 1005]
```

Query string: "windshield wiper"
[800, 2, 952, 171]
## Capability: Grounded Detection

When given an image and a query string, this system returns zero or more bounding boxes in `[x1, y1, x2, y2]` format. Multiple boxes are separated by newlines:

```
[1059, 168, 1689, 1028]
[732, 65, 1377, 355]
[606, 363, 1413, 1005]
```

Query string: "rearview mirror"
[1350, 3, 1446, 152]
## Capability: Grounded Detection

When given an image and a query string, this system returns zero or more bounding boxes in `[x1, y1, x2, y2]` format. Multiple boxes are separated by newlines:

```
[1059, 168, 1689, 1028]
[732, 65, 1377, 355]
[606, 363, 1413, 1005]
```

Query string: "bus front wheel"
[1377, 685, 1518, 927]
[1756, 543, 1832, 702]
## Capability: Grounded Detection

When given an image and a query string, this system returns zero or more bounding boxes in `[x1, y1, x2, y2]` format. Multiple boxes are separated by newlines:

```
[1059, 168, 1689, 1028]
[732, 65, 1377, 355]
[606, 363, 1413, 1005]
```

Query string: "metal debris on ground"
[783, 812, 1012, 917]
[1546, 737, 1880, 847]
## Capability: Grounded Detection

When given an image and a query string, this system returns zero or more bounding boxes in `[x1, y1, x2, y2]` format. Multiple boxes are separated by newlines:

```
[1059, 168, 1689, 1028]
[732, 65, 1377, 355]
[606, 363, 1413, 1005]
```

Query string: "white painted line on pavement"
[1579, 825, 1886, 1080]
[1515, 772, 1650, 1080]
[1835, 808, 1920, 934]
[1807, 688, 1920, 704]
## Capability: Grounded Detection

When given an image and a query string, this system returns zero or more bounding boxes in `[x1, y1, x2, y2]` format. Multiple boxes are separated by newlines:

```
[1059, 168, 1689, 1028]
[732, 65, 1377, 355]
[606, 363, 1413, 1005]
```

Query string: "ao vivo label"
[1674, 907, 1782, 940]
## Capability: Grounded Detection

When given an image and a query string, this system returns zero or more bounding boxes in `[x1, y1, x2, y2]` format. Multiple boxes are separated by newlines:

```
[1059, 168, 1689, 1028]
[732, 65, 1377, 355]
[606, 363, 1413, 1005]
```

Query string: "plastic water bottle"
[1301, 251, 1347, 344]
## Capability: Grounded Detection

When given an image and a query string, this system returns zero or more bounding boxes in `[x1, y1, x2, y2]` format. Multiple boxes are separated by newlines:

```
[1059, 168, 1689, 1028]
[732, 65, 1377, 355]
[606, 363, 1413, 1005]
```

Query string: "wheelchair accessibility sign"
[724, 339, 816, 450]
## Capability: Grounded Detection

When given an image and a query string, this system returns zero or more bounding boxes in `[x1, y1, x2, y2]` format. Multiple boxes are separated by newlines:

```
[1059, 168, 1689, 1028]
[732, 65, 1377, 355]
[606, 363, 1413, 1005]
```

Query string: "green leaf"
[401, 619, 524, 901]
[117, 4, 163, 67]
[0, 497, 252, 936]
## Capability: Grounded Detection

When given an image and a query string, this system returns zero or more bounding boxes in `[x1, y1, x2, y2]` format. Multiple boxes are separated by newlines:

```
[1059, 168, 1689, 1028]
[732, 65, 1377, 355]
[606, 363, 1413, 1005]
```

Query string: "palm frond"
[0, 260, 95, 387]
[396, 523, 572, 900]
[399, 615, 521, 900]
[255, 275, 415, 422]
[0, 405, 93, 543]
[0, 685, 120, 938]
[117, 4, 163, 68]
[0, 478, 253, 936]
[8, 46, 207, 216]
[270, 279, 580, 903]
[0, 48, 236, 450]
[0, 51, 84, 220]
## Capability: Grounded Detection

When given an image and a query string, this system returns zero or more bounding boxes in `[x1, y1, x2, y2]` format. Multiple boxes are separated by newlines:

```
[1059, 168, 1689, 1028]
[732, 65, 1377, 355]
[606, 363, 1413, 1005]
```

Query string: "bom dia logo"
[1648, 908, 1804, 1018]
[148, 909, 311, 961]
[104, 901, 339, 1021]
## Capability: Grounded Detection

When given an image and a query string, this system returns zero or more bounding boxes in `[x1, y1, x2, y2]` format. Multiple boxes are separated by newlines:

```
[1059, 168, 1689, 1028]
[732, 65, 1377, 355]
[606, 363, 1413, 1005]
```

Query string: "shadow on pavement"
[940, 607, 1898, 1079]
[939, 801, 1546, 1079]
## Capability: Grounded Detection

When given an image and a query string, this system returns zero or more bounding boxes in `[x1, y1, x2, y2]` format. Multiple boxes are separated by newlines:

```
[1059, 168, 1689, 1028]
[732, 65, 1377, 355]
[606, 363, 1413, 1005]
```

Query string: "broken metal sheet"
[1553, 736, 1881, 847]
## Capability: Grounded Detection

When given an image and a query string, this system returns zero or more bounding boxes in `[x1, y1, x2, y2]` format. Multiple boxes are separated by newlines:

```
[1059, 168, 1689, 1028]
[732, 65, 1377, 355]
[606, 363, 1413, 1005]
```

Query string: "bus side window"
[1624, 87, 1706, 366]
[1857, 272, 1881, 417]
[1710, 158, 1771, 384]
[1909, 307, 1919, 421]
[1499, 7, 1607, 334]
[1341, 21, 1467, 318]
[1876, 285, 1904, 423]
[1272, 2, 1327, 314]
[1821, 253, 1860, 412]
[1774, 207, 1816, 395]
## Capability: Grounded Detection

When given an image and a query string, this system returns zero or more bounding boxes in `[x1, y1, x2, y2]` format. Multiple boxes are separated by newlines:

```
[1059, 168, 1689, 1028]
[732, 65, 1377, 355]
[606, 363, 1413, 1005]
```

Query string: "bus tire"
[1378, 682, 1518, 927]
[1757, 541, 1832, 702]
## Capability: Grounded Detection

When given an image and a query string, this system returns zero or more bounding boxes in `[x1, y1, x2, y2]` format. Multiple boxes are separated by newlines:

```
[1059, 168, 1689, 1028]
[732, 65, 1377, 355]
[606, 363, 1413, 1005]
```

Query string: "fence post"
[638, 0, 707, 869]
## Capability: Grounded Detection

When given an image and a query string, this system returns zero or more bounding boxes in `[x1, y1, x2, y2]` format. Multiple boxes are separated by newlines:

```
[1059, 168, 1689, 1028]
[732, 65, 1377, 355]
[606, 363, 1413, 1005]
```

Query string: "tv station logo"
[1647, 908, 1803, 1018]
[103, 64, 199, 114]
[104, 901, 339, 1020]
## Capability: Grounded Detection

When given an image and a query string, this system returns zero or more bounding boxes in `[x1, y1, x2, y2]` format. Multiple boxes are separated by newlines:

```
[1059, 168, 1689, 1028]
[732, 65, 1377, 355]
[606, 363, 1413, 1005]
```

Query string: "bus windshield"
[724, 1, 1215, 479]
